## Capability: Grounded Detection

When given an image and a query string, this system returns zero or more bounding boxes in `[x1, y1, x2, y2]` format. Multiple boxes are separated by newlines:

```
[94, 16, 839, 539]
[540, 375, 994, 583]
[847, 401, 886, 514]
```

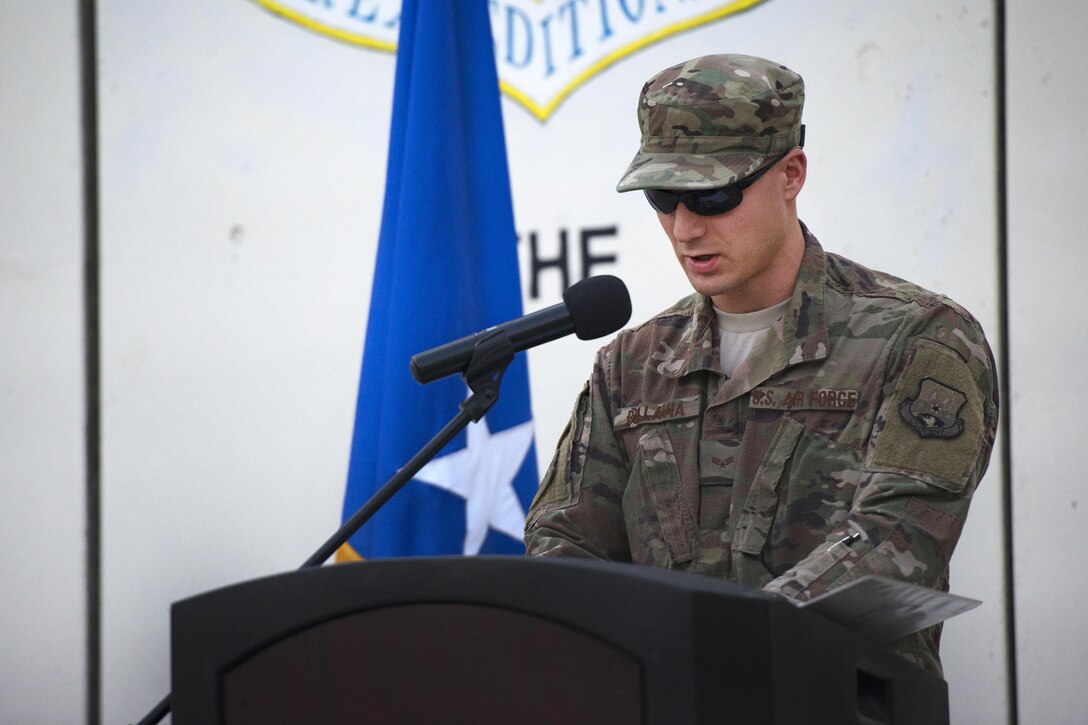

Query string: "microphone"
[410, 275, 631, 384]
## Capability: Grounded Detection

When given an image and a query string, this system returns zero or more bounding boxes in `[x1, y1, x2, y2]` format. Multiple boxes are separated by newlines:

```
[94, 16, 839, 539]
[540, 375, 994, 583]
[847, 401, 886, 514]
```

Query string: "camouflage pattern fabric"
[525, 226, 999, 676]
[616, 54, 805, 192]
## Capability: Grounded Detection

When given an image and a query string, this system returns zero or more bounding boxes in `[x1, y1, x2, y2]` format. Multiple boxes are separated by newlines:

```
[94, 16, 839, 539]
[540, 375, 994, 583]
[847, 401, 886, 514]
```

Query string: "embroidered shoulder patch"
[899, 377, 967, 438]
[866, 339, 985, 492]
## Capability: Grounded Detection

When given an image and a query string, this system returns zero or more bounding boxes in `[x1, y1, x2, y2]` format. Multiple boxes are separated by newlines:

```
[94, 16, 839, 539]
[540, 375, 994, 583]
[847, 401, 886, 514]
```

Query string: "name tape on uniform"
[614, 396, 701, 429]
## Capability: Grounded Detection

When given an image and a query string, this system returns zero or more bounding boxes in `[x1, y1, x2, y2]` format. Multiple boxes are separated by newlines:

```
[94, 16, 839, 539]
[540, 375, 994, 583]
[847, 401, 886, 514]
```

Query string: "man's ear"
[783, 149, 807, 201]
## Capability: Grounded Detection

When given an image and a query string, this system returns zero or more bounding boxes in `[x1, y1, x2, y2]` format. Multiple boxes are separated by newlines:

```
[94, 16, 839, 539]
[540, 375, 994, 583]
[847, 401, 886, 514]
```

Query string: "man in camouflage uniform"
[524, 54, 999, 676]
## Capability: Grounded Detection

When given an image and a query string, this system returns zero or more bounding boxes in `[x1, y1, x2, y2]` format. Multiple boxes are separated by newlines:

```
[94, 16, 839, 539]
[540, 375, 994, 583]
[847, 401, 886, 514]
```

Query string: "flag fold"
[340, 0, 538, 559]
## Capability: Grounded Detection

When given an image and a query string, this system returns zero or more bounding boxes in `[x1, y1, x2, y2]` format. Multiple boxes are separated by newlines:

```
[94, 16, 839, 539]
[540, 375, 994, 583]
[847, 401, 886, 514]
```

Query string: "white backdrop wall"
[2, 0, 1086, 723]
[1007, 3, 1088, 723]
[93, 5, 388, 723]
[0, 3, 88, 724]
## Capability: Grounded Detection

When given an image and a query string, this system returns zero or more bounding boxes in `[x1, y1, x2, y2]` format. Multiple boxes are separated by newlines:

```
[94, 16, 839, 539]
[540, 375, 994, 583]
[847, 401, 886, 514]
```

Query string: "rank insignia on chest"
[898, 377, 967, 439]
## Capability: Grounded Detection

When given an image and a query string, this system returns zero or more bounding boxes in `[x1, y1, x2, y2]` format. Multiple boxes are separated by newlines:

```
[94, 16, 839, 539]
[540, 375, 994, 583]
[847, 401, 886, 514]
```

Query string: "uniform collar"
[782, 223, 831, 368]
[662, 222, 830, 379]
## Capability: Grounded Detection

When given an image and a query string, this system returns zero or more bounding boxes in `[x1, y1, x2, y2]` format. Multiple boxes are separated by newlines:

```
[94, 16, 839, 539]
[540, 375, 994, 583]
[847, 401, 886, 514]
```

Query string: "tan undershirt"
[713, 298, 790, 377]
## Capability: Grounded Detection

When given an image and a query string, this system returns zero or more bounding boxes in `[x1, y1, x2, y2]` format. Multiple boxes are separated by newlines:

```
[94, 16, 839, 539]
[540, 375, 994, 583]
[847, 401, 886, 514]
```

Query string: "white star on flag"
[413, 415, 535, 555]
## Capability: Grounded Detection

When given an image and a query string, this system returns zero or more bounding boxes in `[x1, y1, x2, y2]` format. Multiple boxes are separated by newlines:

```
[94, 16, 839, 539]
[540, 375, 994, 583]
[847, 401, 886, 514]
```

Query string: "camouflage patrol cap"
[616, 54, 805, 192]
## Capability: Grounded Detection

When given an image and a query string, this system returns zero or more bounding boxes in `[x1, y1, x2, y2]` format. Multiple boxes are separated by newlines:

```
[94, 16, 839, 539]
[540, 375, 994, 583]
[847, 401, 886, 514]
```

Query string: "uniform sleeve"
[762, 305, 999, 607]
[524, 347, 634, 562]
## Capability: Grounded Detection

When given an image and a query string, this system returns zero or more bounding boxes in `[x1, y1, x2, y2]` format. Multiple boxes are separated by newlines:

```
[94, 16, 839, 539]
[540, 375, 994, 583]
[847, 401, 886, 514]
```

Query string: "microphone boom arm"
[135, 333, 517, 725]
[303, 329, 514, 567]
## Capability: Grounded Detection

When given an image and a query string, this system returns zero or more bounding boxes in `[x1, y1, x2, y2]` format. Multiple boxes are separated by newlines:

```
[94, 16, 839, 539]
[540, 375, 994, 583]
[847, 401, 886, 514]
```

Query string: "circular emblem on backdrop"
[249, 0, 770, 121]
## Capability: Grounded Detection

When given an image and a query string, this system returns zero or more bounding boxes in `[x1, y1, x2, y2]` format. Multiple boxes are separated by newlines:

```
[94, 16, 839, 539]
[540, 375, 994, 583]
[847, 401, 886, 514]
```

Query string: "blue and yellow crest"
[250, 0, 769, 121]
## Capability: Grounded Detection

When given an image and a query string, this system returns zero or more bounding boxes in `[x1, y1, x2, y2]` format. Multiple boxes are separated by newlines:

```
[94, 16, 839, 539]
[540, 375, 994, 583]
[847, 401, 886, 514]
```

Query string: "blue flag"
[338, 0, 539, 560]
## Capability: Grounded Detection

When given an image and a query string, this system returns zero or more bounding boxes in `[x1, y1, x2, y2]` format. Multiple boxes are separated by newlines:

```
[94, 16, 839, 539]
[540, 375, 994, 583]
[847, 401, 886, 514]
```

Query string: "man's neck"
[711, 221, 806, 313]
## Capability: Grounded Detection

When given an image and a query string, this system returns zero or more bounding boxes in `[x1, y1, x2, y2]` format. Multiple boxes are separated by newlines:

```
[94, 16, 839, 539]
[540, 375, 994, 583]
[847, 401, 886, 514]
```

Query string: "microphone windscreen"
[562, 275, 632, 340]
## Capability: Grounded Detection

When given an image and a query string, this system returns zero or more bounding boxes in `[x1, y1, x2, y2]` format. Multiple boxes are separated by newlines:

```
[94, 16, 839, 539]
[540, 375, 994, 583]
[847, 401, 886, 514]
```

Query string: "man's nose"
[671, 203, 706, 243]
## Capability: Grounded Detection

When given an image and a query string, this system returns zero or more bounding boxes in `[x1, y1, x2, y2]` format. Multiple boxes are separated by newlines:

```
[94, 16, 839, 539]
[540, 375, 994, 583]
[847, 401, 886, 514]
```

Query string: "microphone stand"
[135, 332, 516, 725]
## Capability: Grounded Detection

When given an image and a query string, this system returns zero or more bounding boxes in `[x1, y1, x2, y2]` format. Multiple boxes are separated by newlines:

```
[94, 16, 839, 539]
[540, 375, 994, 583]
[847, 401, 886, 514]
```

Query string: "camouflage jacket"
[525, 226, 999, 675]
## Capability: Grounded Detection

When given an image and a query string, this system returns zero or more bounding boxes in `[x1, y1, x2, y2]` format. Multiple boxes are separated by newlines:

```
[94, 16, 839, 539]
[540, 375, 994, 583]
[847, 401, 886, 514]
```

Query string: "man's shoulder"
[821, 248, 993, 374]
[824, 249, 976, 322]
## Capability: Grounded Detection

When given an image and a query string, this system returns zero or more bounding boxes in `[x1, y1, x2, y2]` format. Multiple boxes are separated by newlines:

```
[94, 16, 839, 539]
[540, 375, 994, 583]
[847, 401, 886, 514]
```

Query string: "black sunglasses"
[644, 151, 790, 217]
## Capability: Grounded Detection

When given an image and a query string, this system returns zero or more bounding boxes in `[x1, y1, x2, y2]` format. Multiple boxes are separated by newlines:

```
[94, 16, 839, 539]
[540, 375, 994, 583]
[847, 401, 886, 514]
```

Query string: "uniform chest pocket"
[732, 416, 865, 575]
[698, 439, 740, 534]
[732, 418, 805, 556]
[622, 426, 698, 566]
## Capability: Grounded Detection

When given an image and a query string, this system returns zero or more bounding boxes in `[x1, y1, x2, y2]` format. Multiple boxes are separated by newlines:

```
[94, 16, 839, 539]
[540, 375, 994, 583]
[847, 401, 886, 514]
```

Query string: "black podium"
[170, 556, 948, 724]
